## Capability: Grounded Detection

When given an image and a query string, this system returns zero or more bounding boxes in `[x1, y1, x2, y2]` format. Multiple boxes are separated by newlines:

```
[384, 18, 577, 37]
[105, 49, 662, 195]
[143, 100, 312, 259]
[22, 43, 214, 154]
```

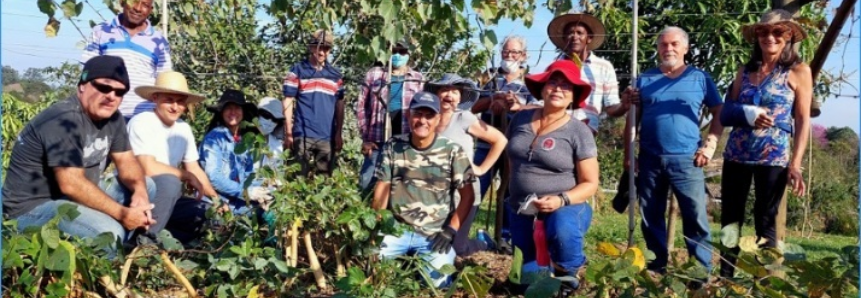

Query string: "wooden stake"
[334, 244, 346, 278]
[291, 221, 300, 267]
[666, 192, 678, 253]
[303, 232, 328, 290]
[160, 252, 197, 298]
[283, 229, 293, 266]
[120, 247, 140, 286]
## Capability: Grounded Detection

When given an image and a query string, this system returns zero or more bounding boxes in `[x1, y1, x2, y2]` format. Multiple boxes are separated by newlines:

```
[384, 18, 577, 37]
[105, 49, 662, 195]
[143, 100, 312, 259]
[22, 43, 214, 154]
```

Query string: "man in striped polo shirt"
[282, 30, 345, 176]
[82, 0, 171, 121]
[547, 11, 626, 133]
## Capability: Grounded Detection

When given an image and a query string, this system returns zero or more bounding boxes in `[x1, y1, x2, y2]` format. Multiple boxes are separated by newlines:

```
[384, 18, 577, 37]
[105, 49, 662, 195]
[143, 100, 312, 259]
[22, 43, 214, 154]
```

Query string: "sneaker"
[476, 229, 497, 251]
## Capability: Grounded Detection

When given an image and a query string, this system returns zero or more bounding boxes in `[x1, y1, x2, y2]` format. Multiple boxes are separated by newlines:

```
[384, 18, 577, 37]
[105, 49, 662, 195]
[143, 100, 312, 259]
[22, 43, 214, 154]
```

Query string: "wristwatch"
[559, 192, 572, 206]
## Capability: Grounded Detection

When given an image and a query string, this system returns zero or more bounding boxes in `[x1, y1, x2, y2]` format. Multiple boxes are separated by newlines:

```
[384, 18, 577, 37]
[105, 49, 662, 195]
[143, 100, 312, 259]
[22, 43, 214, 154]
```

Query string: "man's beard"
[660, 57, 678, 68]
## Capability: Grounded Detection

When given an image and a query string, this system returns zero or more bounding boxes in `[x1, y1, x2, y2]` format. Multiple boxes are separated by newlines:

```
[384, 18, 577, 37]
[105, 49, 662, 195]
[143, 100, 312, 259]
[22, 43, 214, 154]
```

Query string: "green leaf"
[270, 258, 291, 274]
[61, 0, 79, 18]
[524, 276, 562, 298]
[215, 259, 233, 272]
[38, 0, 56, 17]
[378, 0, 395, 25]
[45, 241, 75, 272]
[158, 230, 184, 251]
[720, 222, 740, 248]
[480, 30, 497, 52]
[41, 225, 60, 249]
[509, 246, 523, 284]
[253, 258, 268, 270]
[361, 212, 377, 229]
[437, 263, 457, 275]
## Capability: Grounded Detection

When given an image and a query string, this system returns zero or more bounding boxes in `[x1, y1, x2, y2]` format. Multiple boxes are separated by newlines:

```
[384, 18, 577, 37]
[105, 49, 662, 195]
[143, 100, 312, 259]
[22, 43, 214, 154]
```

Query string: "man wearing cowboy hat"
[357, 37, 425, 191]
[282, 29, 346, 177]
[3, 56, 157, 255]
[127, 71, 221, 244]
[620, 26, 724, 277]
[82, 0, 172, 121]
[548, 10, 626, 133]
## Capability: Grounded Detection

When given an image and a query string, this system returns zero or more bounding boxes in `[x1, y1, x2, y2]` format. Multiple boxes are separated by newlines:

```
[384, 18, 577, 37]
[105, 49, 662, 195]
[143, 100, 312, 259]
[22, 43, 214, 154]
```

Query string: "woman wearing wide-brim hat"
[718, 8, 812, 278]
[505, 59, 599, 291]
[198, 89, 264, 215]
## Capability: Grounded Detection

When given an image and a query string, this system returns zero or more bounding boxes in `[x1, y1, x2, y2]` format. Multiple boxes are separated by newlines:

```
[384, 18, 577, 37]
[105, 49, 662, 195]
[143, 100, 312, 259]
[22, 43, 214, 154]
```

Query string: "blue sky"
[2, 0, 859, 131]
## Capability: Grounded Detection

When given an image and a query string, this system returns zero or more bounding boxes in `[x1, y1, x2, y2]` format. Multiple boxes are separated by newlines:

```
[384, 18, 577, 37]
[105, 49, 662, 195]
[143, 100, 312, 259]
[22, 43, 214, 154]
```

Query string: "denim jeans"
[379, 230, 456, 288]
[637, 152, 712, 271]
[15, 177, 157, 251]
[359, 144, 383, 192]
[508, 202, 592, 276]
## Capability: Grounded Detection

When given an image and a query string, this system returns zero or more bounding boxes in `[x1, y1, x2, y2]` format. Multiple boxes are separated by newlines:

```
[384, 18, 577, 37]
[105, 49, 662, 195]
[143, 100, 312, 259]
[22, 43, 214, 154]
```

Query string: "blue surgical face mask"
[391, 54, 409, 68]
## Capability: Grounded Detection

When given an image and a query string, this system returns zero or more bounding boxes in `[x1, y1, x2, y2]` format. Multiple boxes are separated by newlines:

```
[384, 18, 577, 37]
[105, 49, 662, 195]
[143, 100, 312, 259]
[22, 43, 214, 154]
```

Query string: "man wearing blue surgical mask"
[356, 39, 425, 192]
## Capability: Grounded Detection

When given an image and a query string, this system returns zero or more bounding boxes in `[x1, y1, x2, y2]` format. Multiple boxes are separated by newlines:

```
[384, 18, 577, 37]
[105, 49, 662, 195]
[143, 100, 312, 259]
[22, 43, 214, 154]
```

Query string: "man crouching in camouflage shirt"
[371, 91, 476, 288]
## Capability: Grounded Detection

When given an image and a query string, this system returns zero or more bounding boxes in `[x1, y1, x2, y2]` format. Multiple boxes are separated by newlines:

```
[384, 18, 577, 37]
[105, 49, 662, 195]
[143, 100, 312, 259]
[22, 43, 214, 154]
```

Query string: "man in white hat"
[282, 29, 346, 177]
[127, 71, 221, 244]
[548, 11, 626, 133]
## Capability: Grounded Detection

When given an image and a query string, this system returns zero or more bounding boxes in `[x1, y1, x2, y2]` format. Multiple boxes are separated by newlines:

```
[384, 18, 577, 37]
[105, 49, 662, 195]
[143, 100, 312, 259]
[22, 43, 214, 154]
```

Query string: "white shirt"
[127, 111, 198, 167]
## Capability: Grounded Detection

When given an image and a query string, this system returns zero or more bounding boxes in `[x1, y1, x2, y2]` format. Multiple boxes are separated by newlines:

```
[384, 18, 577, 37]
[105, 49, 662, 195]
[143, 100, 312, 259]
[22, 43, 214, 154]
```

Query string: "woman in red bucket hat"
[505, 59, 599, 292]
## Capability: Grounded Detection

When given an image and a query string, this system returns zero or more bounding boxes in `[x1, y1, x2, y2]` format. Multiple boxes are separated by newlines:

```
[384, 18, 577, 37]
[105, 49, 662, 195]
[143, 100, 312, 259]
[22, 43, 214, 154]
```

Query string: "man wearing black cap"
[282, 29, 345, 177]
[371, 92, 476, 288]
[3, 56, 157, 255]
[356, 37, 425, 191]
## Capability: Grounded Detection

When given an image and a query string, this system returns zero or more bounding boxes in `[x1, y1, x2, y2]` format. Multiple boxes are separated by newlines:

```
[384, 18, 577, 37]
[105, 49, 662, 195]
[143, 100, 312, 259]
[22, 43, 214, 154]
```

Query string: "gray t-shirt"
[439, 111, 481, 205]
[3, 96, 130, 218]
[505, 109, 598, 204]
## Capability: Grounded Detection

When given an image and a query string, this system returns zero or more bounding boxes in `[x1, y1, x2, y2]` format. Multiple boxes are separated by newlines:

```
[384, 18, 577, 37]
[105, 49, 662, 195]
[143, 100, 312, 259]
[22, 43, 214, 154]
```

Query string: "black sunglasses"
[392, 48, 409, 55]
[91, 81, 128, 97]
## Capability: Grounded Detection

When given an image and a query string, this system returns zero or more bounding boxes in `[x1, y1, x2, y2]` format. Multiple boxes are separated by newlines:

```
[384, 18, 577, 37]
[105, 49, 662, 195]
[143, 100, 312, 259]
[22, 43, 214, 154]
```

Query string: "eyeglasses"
[91, 81, 128, 97]
[755, 25, 791, 38]
[392, 48, 409, 55]
[545, 78, 574, 91]
[501, 50, 524, 56]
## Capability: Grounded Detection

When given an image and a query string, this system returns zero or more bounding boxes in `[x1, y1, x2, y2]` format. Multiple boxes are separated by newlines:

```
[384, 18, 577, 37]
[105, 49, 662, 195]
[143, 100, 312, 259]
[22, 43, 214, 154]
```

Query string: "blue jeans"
[15, 177, 157, 252]
[379, 230, 456, 288]
[359, 145, 383, 192]
[637, 153, 712, 271]
[508, 202, 592, 276]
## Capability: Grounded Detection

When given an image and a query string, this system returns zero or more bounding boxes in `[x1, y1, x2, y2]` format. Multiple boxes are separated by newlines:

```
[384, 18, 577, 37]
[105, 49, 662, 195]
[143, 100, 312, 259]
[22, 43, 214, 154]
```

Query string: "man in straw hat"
[547, 10, 626, 133]
[127, 71, 221, 244]
[82, 0, 172, 121]
[3, 56, 157, 256]
[620, 26, 724, 284]
[282, 29, 346, 177]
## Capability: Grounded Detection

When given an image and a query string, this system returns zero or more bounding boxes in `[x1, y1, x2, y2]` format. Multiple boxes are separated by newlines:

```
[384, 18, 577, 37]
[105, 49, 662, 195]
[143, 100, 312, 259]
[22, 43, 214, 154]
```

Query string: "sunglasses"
[392, 48, 409, 55]
[91, 81, 128, 97]
[308, 45, 332, 52]
[755, 25, 791, 38]
[258, 110, 283, 121]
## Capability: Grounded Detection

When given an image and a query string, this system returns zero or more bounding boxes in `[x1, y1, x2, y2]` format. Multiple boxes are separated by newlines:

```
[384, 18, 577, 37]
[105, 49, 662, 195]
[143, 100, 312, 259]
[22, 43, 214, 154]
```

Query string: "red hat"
[525, 60, 592, 108]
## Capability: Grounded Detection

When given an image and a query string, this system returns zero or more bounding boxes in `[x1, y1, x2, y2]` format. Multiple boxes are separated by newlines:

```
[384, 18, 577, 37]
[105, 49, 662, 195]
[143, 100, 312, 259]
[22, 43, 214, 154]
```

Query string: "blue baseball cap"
[409, 91, 441, 114]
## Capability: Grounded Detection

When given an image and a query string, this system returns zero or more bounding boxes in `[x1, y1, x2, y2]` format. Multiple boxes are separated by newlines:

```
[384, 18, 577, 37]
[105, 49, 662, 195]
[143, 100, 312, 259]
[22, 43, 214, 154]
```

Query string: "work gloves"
[429, 226, 457, 254]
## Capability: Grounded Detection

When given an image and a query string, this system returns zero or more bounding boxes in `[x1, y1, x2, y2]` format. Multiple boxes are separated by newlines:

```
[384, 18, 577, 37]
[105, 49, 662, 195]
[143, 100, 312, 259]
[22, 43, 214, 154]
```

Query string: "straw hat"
[742, 9, 807, 43]
[134, 71, 205, 105]
[547, 10, 606, 51]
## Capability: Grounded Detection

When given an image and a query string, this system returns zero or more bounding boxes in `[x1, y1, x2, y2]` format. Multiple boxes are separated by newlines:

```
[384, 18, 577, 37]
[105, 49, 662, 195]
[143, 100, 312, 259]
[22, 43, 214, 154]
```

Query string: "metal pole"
[626, 0, 639, 249]
[161, 0, 168, 38]
[384, 44, 393, 140]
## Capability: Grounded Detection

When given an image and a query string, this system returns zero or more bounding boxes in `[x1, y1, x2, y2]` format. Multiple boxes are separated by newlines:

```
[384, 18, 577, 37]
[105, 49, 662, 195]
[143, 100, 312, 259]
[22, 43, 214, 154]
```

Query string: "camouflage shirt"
[375, 134, 475, 235]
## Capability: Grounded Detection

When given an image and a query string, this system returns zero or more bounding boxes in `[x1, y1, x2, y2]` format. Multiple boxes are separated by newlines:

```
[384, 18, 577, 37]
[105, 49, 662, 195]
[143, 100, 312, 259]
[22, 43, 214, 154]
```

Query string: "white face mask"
[500, 59, 521, 73]
[259, 118, 278, 135]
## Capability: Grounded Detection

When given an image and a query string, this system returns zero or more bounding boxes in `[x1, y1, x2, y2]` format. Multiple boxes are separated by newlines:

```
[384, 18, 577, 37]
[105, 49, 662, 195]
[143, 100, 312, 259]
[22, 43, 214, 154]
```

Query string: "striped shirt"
[282, 60, 344, 140]
[356, 67, 424, 144]
[82, 14, 172, 118]
[556, 52, 620, 132]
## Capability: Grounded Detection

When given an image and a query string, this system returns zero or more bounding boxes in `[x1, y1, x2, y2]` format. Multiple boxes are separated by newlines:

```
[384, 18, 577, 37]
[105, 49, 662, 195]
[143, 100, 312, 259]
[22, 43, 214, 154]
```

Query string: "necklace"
[527, 111, 568, 162]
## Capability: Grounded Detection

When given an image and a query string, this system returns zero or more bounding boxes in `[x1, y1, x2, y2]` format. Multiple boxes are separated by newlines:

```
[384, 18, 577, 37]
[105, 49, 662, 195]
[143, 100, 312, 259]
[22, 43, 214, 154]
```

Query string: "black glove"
[429, 226, 457, 254]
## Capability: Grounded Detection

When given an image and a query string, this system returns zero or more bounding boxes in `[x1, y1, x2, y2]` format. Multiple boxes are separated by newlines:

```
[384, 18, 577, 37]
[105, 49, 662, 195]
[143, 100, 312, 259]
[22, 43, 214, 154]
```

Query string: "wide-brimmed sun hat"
[547, 10, 606, 51]
[257, 96, 285, 120]
[524, 60, 592, 108]
[206, 89, 257, 119]
[423, 73, 480, 104]
[134, 71, 205, 105]
[741, 9, 807, 43]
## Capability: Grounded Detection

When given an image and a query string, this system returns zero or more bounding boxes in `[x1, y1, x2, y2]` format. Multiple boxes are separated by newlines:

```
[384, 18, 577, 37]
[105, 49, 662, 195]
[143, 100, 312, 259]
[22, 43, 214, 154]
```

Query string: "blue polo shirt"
[636, 67, 722, 156]
[282, 59, 345, 140]
[81, 14, 172, 118]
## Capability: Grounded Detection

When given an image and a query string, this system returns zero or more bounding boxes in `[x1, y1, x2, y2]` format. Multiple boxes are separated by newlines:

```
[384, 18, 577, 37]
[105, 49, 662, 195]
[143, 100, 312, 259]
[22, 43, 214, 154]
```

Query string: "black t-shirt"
[2, 95, 130, 218]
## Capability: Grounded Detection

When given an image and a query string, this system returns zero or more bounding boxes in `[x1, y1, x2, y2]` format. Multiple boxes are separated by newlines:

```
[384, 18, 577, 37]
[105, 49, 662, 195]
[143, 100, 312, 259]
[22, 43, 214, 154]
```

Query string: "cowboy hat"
[134, 71, 205, 105]
[742, 9, 807, 43]
[206, 89, 257, 118]
[524, 60, 592, 108]
[423, 73, 481, 105]
[547, 10, 606, 51]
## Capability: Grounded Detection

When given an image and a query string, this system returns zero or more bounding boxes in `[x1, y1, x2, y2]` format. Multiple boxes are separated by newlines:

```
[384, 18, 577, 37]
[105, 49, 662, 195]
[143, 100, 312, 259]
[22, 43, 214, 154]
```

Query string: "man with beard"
[621, 27, 724, 280]
[282, 30, 345, 176]
[371, 92, 476, 288]
[547, 11, 626, 133]
[82, 0, 172, 121]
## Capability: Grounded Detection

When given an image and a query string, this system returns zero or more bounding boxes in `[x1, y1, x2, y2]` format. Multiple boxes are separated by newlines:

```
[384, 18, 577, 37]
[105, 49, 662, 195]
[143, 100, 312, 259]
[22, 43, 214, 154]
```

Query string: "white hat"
[257, 97, 284, 119]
